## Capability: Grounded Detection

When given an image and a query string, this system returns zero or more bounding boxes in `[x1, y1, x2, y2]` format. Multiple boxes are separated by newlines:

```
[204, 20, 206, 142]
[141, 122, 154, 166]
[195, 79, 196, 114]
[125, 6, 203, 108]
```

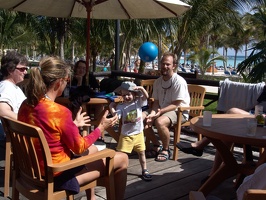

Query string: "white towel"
[217, 79, 265, 112]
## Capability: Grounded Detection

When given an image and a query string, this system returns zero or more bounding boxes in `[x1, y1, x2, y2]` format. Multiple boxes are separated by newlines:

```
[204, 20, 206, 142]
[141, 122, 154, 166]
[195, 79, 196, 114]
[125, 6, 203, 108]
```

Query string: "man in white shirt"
[145, 52, 190, 162]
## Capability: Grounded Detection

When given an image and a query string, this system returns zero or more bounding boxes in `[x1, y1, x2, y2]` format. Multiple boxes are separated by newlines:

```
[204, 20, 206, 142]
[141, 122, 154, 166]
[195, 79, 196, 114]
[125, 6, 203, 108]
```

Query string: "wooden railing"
[92, 70, 220, 107]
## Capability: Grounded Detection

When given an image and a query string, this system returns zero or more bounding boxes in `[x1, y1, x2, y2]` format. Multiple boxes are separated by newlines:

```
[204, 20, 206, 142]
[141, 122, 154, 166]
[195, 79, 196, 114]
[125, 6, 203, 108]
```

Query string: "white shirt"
[152, 73, 190, 117]
[0, 80, 26, 137]
[116, 96, 147, 136]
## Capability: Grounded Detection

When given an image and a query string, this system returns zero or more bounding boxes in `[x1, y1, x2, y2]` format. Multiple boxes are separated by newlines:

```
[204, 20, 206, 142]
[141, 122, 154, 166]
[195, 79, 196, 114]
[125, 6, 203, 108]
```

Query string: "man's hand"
[146, 109, 161, 127]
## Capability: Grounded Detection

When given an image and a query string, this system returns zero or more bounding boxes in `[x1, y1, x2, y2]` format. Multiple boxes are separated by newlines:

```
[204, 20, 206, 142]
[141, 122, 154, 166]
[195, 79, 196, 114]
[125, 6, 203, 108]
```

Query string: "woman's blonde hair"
[26, 56, 71, 106]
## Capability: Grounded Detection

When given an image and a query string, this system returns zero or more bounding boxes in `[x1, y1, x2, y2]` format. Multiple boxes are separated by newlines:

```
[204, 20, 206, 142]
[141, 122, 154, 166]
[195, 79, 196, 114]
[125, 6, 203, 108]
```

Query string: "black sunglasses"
[15, 67, 28, 72]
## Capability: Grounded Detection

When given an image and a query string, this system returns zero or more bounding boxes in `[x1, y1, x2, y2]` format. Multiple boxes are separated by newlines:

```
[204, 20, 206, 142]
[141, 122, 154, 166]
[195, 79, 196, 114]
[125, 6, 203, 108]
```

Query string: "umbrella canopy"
[0, 0, 190, 19]
[0, 0, 191, 72]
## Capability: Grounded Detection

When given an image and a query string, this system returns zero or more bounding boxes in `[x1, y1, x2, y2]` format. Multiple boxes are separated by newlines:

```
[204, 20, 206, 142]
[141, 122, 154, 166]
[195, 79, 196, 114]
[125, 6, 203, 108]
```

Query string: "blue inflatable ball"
[138, 42, 158, 62]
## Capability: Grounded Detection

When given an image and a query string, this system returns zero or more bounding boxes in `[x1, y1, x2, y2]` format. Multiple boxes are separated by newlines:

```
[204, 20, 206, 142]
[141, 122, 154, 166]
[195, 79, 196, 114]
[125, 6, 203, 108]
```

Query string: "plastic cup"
[255, 105, 263, 117]
[246, 118, 257, 136]
[203, 111, 212, 127]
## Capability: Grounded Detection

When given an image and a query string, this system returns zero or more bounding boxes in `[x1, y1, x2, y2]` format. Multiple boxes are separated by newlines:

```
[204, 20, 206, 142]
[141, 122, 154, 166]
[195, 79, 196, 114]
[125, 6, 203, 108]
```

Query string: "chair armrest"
[148, 98, 154, 104]
[189, 191, 206, 200]
[48, 149, 116, 173]
[244, 189, 266, 200]
[178, 106, 205, 112]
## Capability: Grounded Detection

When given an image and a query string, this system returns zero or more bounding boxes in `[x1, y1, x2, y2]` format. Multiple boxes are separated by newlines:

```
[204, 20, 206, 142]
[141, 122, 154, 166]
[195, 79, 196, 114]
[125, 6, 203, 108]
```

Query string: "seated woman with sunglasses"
[0, 51, 28, 141]
[18, 56, 128, 200]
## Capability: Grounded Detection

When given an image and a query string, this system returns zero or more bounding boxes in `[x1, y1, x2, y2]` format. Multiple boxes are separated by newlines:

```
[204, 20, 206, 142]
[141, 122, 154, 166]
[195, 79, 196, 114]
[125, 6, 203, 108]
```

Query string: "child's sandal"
[142, 169, 152, 181]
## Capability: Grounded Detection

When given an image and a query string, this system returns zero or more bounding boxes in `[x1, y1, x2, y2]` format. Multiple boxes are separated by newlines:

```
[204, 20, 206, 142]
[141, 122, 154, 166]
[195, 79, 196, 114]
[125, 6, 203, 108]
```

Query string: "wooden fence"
[92, 70, 220, 107]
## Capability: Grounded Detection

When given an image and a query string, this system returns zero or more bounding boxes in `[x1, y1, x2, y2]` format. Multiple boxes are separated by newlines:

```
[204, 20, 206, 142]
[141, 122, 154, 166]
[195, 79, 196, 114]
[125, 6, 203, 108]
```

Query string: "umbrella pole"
[86, 3, 92, 86]
[115, 20, 120, 71]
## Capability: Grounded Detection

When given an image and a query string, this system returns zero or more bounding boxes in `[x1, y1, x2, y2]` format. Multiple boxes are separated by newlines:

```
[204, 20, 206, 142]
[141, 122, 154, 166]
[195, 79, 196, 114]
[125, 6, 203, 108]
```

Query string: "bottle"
[256, 112, 265, 127]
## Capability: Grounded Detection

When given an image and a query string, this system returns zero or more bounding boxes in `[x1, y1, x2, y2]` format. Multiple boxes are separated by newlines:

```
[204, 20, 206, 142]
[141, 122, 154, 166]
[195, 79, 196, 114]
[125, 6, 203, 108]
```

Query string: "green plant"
[203, 99, 218, 114]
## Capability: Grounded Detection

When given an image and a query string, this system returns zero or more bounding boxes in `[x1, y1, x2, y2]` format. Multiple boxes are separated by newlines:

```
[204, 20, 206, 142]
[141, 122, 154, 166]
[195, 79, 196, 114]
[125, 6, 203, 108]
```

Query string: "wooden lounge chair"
[1, 116, 116, 200]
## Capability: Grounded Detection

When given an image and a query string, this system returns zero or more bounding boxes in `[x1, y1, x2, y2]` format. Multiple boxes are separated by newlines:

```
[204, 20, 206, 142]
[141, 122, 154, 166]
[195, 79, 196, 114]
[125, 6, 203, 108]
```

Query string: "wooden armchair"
[140, 79, 155, 97]
[140, 79, 156, 108]
[139, 81, 206, 160]
[1, 116, 116, 200]
[173, 84, 206, 161]
[243, 189, 266, 200]
[140, 79, 156, 148]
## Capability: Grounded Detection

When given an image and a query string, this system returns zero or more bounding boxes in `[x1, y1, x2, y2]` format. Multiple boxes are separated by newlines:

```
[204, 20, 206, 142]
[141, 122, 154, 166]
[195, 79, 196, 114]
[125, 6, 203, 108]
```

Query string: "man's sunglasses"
[16, 67, 28, 72]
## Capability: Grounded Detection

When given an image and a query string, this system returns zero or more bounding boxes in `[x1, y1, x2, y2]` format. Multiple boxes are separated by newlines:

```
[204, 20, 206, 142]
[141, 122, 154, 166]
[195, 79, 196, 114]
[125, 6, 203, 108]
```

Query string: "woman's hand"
[74, 107, 91, 127]
[98, 110, 118, 133]
[74, 74, 83, 86]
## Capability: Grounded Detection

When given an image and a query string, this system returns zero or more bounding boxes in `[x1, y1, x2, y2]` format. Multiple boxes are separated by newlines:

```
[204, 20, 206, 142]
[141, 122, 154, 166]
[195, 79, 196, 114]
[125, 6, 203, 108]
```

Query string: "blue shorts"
[53, 155, 85, 194]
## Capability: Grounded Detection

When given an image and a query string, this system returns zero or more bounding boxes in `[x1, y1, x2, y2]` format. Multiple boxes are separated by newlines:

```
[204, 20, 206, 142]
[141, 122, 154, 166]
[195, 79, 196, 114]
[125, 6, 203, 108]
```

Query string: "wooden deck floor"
[0, 130, 243, 200]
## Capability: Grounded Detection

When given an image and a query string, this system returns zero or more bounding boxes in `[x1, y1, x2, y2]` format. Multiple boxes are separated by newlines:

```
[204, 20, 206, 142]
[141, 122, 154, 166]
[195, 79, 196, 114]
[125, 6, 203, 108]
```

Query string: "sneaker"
[142, 169, 152, 181]
[176, 142, 203, 157]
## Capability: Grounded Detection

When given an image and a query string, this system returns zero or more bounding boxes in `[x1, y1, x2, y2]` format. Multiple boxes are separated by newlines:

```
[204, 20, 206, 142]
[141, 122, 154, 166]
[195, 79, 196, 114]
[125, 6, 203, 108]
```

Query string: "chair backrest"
[188, 84, 206, 118]
[1, 117, 53, 195]
[140, 79, 156, 97]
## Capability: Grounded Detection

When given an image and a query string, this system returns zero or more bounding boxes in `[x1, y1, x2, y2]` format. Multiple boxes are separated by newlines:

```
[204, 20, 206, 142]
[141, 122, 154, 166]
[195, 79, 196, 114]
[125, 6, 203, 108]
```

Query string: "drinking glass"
[246, 118, 257, 136]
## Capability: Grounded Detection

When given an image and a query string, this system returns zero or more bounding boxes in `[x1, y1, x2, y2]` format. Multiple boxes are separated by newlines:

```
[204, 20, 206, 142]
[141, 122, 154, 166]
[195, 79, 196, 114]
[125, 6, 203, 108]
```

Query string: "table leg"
[199, 138, 239, 196]
[106, 127, 119, 142]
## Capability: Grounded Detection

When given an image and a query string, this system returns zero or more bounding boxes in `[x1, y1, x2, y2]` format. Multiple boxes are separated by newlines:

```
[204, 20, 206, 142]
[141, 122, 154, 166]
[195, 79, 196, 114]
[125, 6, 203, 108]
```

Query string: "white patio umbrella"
[0, 0, 191, 72]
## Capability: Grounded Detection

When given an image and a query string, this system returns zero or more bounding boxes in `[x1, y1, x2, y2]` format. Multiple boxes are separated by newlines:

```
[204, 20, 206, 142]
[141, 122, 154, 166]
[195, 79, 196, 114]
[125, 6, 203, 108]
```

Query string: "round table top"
[190, 114, 266, 147]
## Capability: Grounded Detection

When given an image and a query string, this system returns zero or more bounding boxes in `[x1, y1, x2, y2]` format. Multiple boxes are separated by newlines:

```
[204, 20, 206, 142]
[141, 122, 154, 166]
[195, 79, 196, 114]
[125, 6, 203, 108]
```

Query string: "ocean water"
[180, 55, 246, 68]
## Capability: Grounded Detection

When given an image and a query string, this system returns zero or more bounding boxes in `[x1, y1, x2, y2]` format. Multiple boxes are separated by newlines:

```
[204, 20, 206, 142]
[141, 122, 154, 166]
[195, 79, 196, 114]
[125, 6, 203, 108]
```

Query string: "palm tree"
[120, 18, 168, 73]
[238, 40, 266, 82]
[0, 10, 30, 55]
[188, 48, 225, 78]
[173, 0, 238, 64]
[237, 4, 266, 82]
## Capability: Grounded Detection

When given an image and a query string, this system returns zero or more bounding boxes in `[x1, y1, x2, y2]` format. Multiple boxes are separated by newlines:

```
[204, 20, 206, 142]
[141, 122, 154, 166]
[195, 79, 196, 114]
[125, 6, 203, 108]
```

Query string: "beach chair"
[224, 70, 231, 75]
